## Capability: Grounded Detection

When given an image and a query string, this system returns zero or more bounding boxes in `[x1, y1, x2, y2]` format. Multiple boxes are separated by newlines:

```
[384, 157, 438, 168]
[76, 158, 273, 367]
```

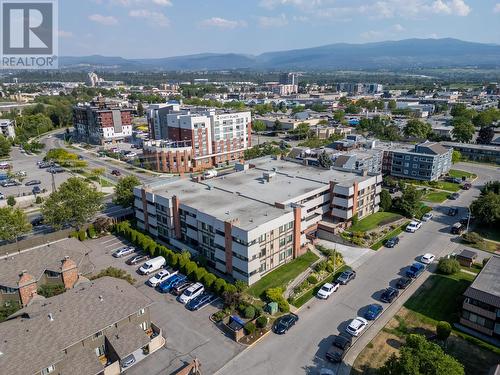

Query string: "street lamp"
[466, 206, 471, 233]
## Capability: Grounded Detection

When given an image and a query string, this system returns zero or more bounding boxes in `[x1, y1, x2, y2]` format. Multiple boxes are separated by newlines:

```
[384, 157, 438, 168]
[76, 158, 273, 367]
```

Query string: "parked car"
[121, 354, 136, 368]
[25, 180, 41, 186]
[451, 222, 466, 235]
[420, 253, 435, 264]
[31, 216, 44, 226]
[317, 282, 339, 299]
[380, 287, 399, 303]
[139, 256, 167, 275]
[272, 313, 299, 334]
[406, 262, 426, 278]
[38, 162, 51, 169]
[158, 274, 187, 293]
[48, 167, 64, 174]
[186, 292, 215, 311]
[388, 187, 398, 194]
[396, 277, 412, 289]
[0, 192, 4, 200]
[449, 192, 460, 200]
[365, 304, 383, 320]
[1, 180, 20, 187]
[112, 246, 135, 258]
[462, 182, 472, 190]
[336, 270, 356, 285]
[405, 220, 422, 233]
[179, 282, 205, 304]
[346, 317, 368, 336]
[325, 334, 352, 363]
[421, 212, 433, 222]
[445, 177, 462, 184]
[111, 169, 121, 176]
[448, 208, 459, 216]
[171, 281, 192, 296]
[125, 253, 149, 265]
[32, 186, 41, 195]
[15, 170, 26, 177]
[385, 236, 400, 248]
[147, 269, 173, 287]
[460, 213, 472, 225]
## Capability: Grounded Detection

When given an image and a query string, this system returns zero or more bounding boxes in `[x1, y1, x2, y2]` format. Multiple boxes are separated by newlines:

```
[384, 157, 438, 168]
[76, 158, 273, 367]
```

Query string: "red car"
[111, 170, 121, 176]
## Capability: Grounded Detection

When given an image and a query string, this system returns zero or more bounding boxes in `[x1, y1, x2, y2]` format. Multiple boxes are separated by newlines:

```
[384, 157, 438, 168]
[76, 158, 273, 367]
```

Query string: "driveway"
[315, 240, 375, 268]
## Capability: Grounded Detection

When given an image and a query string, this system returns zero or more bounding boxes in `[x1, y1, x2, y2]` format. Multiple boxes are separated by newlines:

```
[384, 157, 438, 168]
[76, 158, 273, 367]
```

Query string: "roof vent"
[48, 313, 54, 322]
[99, 295, 104, 302]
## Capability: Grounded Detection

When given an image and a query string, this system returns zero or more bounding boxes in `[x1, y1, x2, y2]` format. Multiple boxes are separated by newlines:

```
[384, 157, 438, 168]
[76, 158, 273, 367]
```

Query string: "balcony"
[462, 301, 497, 321]
[332, 208, 353, 220]
[332, 196, 353, 208]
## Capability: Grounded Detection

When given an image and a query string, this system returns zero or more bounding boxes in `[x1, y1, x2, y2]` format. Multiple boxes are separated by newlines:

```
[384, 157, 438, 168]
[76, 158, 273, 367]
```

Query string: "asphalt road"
[216, 163, 498, 375]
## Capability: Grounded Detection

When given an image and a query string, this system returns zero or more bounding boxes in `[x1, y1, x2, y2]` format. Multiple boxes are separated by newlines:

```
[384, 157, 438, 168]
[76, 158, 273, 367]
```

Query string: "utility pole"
[51, 171, 56, 193]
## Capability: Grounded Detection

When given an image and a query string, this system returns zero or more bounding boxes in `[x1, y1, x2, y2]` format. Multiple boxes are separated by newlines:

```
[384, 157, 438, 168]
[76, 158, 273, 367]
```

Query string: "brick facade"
[61, 257, 79, 289]
[18, 272, 37, 307]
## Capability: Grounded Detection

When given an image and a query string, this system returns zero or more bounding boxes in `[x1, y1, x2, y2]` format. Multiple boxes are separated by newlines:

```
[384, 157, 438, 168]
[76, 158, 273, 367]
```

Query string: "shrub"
[212, 310, 227, 323]
[436, 321, 452, 341]
[254, 305, 263, 318]
[69, 231, 78, 239]
[213, 278, 227, 295]
[438, 258, 461, 275]
[202, 273, 217, 289]
[87, 224, 97, 239]
[77, 230, 86, 241]
[235, 280, 248, 293]
[265, 287, 284, 302]
[194, 267, 208, 282]
[256, 316, 268, 329]
[90, 266, 136, 285]
[462, 232, 482, 244]
[35, 196, 43, 204]
[224, 284, 237, 295]
[307, 275, 318, 285]
[277, 299, 290, 313]
[184, 261, 198, 278]
[315, 260, 327, 272]
[38, 283, 65, 298]
[6, 196, 16, 206]
[483, 257, 491, 267]
[244, 322, 256, 335]
[244, 306, 256, 319]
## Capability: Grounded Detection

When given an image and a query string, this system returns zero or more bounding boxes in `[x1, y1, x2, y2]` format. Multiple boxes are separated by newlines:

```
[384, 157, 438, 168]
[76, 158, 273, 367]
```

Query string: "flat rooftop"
[464, 256, 500, 308]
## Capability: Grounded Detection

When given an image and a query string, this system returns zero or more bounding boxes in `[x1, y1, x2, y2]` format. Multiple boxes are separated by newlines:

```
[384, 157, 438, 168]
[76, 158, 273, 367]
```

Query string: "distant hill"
[59, 38, 500, 71]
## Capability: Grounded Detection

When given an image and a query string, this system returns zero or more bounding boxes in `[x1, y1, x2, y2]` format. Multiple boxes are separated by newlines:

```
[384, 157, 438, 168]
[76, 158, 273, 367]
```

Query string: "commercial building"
[382, 141, 452, 181]
[279, 73, 298, 86]
[73, 98, 133, 144]
[0, 277, 164, 375]
[0, 119, 15, 139]
[460, 256, 500, 338]
[143, 107, 252, 173]
[442, 142, 500, 164]
[146, 103, 180, 140]
[134, 157, 382, 284]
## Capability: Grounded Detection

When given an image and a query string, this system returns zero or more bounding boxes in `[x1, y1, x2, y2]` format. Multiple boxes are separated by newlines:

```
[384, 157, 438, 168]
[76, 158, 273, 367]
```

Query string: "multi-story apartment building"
[146, 103, 180, 140]
[0, 277, 164, 375]
[332, 149, 383, 174]
[143, 107, 252, 173]
[382, 141, 452, 181]
[73, 98, 133, 145]
[0, 119, 15, 139]
[442, 141, 500, 164]
[134, 157, 382, 284]
[460, 256, 500, 339]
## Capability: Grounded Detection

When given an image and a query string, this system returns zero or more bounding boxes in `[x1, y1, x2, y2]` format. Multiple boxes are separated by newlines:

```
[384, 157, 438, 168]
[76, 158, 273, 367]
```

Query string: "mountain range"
[59, 38, 500, 71]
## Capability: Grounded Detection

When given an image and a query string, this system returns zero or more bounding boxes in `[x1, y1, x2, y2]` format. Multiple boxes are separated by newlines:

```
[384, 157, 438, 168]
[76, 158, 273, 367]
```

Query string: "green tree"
[318, 151, 332, 169]
[477, 126, 495, 145]
[403, 119, 432, 139]
[42, 177, 104, 230]
[437, 258, 461, 275]
[0, 207, 32, 245]
[436, 321, 452, 341]
[393, 185, 422, 218]
[388, 100, 397, 111]
[0, 134, 11, 157]
[452, 150, 462, 164]
[6, 196, 16, 207]
[481, 181, 500, 195]
[114, 176, 141, 208]
[379, 334, 464, 375]
[293, 123, 311, 140]
[470, 192, 500, 227]
[452, 117, 475, 143]
[252, 120, 267, 146]
[333, 110, 345, 122]
[273, 119, 283, 131]
[380, 189, 393, 211]
[137, 102, 145, 117]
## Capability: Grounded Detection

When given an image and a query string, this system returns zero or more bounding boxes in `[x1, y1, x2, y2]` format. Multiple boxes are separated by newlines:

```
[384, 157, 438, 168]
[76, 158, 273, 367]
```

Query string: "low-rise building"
[0, 277, 164, 375]
[0, 119, 15, 139]
[460, 256, 500, 338]
[442, 142, 500, 164]
[134, 157, 382, 284]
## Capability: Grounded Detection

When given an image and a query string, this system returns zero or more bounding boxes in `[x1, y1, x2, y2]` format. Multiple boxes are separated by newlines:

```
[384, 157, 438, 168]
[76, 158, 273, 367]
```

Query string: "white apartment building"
[0, 119, 15, 139]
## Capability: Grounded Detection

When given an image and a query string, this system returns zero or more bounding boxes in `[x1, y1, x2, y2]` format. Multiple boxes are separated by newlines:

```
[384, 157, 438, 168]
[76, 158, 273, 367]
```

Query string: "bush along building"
[134, 156, 382, 285]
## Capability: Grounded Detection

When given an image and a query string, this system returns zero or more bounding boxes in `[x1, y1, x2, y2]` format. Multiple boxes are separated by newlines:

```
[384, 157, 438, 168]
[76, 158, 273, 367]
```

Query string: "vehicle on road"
[448, 208, 459, 216]
[203, 169, 218, 179]
[0, 192, 4, 200]
[111, 169, 121, 176]
[171, 281, 192, 296]
[449, 192, 460, 200]
[317, 282, 339, 299]
[406, 262, 426, 278]
[25, 180, 41, 186]
[421, 212, 433, 222]
[139, 256, 167, 275]
[405, 220, 422, 233]
[179, 282, 205, 304]
[462, 182, 472, 190]
[147, 269, 174, 287]
[346, 317, 368, 336]
[158, 274, 186, 293]
[396, 277, 412, 289]
[32, 186, 41, 195]
[336, 270, 356, 285]
[451, 222, 466, 235]
[112, 246, 135, 258]
[385, 236, 400, 248]
[364, 304, 383, 320]
[186, 292, 215, 311]
[121, 354, 136, 368]
[420, 253, 435, 264]
[325, 334, 352, 362]
[380, 287, 399, 303]
[272, 313, 299, 334]
[125, 253, 149, 265]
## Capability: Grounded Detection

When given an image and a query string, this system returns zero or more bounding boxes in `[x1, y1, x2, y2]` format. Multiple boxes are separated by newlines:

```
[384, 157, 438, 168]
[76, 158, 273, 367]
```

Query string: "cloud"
[360, 30, 384, 40]
[494, 3, 500, 13]
[129, 9, 169, 26]
[58, 30, 73, 38]
[430, 0, 470, 16]
[88, 14, 119, 25]
[152, 0, 172, 5]
[258, 14, 288, 28]
[200, 17, 247, 29]
[392, 23, 405, 32]
[259, 0, 325, 10]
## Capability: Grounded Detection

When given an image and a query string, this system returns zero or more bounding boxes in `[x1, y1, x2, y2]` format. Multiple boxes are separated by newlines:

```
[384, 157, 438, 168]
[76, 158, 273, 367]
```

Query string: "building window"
[138, 308, 145, 316]
[45, 270, 60, 278]
[41, 365, 55, 375]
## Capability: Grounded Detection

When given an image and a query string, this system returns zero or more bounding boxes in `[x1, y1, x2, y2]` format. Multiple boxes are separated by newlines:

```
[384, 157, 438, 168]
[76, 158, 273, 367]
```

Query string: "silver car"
[112, 246, 135, 258]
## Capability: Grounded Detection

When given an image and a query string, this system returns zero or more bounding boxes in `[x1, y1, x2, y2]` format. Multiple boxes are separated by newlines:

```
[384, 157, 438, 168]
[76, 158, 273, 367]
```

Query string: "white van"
[138, 256, 166, 275]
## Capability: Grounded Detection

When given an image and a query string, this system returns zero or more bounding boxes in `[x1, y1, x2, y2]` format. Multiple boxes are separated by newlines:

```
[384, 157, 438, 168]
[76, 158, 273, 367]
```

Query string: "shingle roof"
[457, 249, 478, 260]
[107, 323, 150, 358]
[463, 256, 500, 308]
[0, 238, 94, 289]
[417, 141, 449, 155]
[0, 277, 153, 375]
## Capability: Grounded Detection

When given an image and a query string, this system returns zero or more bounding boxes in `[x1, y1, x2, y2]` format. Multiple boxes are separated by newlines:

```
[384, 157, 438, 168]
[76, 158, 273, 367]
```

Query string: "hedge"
[113, 221, 234, 297]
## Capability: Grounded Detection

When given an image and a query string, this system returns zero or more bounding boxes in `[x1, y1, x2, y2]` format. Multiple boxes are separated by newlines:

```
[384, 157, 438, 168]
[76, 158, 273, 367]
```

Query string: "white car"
[178, 282, 205, 304]
[112, 246, 135, 258]
[147, 270, 172, 287]
[316, 282, 339, 299]
[405, 220, 422, 233]
[421, 212, 433, 222]
[421, 253, 436, 264]
[346, 317, 368, 336]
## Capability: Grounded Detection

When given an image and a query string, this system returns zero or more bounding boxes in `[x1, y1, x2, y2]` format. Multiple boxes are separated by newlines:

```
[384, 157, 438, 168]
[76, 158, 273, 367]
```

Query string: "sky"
[58, 0, 500, 58]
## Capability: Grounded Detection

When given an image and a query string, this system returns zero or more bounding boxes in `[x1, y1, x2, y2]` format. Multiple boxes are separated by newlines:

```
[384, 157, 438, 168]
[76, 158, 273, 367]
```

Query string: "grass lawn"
[404, 271, 475, 325]
[465, 239, 500, 254]
[409, 180, 461, 192]
[422, 190, 449, 203]
[371, 221, 410, 250]
[350, 212, 402, 232]
[247, 251, 319, 298]
[448, 169, 477, 179]
[100, 179, 115, 188]
[476, 226, 500, 243]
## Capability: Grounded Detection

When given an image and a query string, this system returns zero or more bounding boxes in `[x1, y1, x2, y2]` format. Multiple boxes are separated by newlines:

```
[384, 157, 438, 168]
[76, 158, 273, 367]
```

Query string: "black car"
[171, 281, 192, 296]
[448, 208, 459, 216]
[125, 253, 149, 265]
[385, 236, 400, 248]
[380, 287, 399, 303]
[25, 180, 41, 186]
[449, 192, 460, 200]
[336, 270, 356, 285]
[31, 216, 44, 226]
[396, 277, 412, 289]
[272, 313, 299, 334]
[32, 186, 42, 194]
[326, 334, 352, 363]
[186, 293, 215, 311]
[388, 187, 398, 194]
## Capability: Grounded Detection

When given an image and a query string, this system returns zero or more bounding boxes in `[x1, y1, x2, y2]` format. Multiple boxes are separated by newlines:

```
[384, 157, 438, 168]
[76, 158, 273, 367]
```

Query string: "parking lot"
[83, 235, 244, 375]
